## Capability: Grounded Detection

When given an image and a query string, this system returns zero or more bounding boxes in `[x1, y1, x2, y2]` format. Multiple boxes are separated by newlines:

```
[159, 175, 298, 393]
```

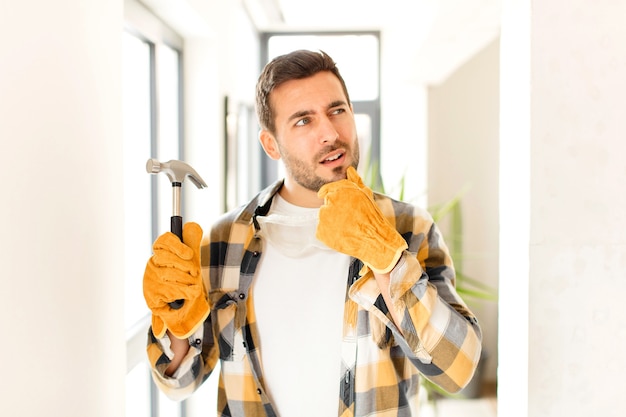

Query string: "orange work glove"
[143, 222, 210, 339]
[316, 166, 408, 274]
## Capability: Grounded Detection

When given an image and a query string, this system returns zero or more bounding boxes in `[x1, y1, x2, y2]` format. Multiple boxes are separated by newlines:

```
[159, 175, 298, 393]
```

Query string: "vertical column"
[498, 0, 531, 416]
[500, 0, 626, 416]
[528, 1, 626, 416]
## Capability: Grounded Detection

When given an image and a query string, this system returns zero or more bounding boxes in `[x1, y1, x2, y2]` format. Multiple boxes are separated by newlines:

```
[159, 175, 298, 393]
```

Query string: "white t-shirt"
[253, 194, 350, 416]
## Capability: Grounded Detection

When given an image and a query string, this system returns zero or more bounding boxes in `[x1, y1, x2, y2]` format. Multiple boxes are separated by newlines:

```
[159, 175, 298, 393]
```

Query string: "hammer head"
[146, 158, 208, 189]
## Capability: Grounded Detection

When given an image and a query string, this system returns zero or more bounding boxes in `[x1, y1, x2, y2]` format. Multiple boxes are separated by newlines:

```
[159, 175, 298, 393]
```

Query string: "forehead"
[270, 71, 347, 117]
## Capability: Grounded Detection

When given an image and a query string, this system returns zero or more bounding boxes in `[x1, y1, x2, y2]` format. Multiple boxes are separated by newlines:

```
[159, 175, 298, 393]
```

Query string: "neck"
[279, 177, 323, 208]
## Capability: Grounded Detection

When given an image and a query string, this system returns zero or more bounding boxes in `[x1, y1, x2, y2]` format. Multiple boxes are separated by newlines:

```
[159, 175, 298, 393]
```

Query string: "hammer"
[146, 158, 208, 310]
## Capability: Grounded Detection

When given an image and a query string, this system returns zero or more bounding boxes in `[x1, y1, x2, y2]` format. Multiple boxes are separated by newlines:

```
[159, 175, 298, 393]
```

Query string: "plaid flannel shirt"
[147, 180, 482, 416]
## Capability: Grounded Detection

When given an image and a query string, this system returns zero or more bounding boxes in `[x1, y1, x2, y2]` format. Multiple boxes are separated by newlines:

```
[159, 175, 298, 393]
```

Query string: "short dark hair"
[255, 49, 351, 134]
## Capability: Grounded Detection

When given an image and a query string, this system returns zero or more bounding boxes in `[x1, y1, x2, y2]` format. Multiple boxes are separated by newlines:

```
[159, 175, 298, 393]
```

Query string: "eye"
[331, 107, 346, 116]
[295, 117, 311, 127]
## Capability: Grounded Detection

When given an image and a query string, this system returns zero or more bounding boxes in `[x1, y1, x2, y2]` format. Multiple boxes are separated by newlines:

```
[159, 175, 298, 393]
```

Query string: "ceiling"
[244, 0, 502, 85]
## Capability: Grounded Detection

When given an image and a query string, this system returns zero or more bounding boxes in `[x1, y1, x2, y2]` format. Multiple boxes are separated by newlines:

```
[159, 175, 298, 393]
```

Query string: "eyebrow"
[286, 100, 349, 123]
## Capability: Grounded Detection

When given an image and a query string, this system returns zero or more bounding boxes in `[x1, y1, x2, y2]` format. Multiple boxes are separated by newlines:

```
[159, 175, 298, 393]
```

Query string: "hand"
[143, 222, 210, 339]
[316, 167, 408, 274]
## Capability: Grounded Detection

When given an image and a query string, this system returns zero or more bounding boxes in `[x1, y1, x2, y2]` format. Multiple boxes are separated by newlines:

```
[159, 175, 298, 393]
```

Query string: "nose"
[319, 116, 339, 144]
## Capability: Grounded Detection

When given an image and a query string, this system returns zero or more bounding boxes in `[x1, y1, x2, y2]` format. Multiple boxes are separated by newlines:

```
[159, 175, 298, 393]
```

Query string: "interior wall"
[498, 0, 626, 416]
[0, 1, 126, 416]
[426, 37, 501, 383]
[527, 1, 626, 416]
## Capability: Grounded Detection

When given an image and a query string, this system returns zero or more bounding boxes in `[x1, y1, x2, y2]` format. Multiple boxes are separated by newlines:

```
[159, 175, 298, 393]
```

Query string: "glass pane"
[267, 34, 379, 101]
[157, 44, 180, 157]
[122, 31, 153, 330]
[125, 361, 151, 417]
[156, 44, 181, 234]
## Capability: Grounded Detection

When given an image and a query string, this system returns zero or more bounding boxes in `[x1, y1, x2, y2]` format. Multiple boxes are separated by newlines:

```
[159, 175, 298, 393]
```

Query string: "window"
[260, 32, 382, 189]
[123, 1, 184, 415]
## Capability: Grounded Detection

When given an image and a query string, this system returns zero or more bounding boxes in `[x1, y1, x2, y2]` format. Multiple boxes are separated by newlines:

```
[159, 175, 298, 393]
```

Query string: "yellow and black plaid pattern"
[147, 180, 482, 416]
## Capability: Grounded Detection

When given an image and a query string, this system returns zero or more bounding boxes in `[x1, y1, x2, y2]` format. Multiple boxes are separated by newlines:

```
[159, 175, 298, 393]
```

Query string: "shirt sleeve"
[388, 219, 483, 393]
[350, 216, 483, 394]
[146, 319, 218, 401]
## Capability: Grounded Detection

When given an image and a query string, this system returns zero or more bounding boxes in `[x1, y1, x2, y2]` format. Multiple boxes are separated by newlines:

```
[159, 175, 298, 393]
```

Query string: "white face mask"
[256, 196, 331, 257]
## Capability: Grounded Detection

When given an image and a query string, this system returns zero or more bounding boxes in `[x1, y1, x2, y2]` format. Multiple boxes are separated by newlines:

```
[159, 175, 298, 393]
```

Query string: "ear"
[259, 130, 281, 160]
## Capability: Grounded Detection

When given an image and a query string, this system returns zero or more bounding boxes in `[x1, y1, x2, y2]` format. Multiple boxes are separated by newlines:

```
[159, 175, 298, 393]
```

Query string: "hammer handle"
[168, 215, 185, 310]
[171, 215, 183, 241]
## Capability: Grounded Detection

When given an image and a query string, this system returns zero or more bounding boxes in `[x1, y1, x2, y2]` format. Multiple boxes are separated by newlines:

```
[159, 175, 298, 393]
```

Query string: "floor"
[433, 396, 497, 417]
[420, 383, 497, 417]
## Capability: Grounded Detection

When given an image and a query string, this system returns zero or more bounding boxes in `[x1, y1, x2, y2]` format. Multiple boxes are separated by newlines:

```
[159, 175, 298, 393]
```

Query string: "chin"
[329, 167, 348, 180]
[332, 165, 345, 174]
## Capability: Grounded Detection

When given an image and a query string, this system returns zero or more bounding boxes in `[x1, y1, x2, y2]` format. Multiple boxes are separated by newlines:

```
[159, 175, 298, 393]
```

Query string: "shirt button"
[194, 339, 201, 346]
[252, 251, 259, 257]
[238, 293, 246, 300]
[257, 388, 262, 395]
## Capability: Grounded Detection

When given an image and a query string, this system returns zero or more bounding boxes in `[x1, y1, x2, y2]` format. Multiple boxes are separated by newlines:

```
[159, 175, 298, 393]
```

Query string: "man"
[143, 49, 482, 417]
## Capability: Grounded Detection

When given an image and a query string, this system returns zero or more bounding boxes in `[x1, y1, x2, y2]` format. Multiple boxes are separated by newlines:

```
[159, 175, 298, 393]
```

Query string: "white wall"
[0, 1, 126, 416]
[528, 1, 626, 415]
[427, 38, 501, 384]
[499, 0, 626, 416]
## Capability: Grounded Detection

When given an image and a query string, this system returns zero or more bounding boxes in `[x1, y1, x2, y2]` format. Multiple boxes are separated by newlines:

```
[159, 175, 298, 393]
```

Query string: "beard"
[278, 138, 360, 192]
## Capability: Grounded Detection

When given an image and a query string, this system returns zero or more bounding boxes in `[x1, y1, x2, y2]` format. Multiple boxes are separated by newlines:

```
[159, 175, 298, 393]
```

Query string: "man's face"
[265, 71, 359, 192]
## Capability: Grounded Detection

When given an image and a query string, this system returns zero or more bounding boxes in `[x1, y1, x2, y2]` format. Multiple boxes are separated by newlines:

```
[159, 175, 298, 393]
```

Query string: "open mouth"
[320, 151, 344, 164]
